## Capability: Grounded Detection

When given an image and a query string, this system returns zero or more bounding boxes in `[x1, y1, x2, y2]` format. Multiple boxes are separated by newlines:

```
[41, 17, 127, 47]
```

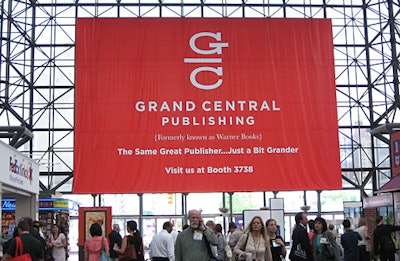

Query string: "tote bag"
[118, 236, 137, 261]
[100, 237, 111, 261]
[100, 251, 111, 261]
[291, 243, 307, 260]
[9, 237, 32, 261]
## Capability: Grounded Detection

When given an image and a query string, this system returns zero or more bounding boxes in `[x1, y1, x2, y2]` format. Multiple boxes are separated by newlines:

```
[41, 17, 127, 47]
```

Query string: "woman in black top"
[266, 219, 286, 261]
[114, 220, 144, 261]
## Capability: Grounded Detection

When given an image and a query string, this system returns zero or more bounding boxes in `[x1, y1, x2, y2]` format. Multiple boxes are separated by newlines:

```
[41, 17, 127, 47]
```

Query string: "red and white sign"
[0, 140, 40, 194]
[74, 18, 341, 193]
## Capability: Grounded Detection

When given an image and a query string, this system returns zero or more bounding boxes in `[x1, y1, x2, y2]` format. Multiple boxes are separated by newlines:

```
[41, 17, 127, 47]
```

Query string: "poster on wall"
[74, 18, 341, 193]
[78, 207, 111, 246]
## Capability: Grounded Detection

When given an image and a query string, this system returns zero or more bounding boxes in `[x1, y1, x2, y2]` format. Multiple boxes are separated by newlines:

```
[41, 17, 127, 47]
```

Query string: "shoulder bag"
[100, 237, 111, 261]
[9, 237, 32, 261]
[237, 234, 250, 261]
[321, 232, 335, 259]
[292, 243, 307, 260]
[118, 236, 137, 261]
[289, 226, 307, 261]
[323, 244, 335, 259]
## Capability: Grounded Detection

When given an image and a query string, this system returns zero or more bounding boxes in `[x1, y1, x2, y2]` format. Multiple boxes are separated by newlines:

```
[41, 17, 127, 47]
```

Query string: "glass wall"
[2, 0, 400, 251]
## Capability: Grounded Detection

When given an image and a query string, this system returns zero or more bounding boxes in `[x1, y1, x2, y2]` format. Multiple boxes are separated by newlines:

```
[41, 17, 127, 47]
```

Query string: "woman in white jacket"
[234, 216, 273, 261]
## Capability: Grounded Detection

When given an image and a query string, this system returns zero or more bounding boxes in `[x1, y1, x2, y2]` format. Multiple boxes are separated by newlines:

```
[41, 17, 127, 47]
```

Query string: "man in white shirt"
[149, 221, 175, 261]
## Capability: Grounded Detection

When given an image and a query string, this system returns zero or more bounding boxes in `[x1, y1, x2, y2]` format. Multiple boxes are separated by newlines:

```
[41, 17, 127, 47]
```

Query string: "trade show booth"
[1, 197, 79, 255]
[0, 140, 40, 246]
[0, 140, 40, 215]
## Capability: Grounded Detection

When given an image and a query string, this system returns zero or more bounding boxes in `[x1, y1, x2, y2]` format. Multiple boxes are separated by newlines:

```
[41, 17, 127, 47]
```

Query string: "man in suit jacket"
[289, 212, 313, 261]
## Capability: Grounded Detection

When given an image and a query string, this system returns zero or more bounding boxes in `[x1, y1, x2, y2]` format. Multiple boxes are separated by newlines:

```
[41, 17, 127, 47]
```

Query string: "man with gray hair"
[175, 209, 219, 261]
[108, 224, 122, 261]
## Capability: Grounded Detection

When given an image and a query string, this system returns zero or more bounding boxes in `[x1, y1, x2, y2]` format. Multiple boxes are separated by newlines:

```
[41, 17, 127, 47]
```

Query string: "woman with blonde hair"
[234, 216, 272, 261]
[355, 218, 371, 261]
[266, 219, 286, 261]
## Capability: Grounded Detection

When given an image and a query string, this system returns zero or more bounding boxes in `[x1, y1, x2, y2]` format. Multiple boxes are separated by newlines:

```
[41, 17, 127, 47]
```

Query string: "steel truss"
[1, 0, 399, 198]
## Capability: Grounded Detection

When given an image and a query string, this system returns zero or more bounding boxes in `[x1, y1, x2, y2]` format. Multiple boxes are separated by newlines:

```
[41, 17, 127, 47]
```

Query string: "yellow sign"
[167, 194, 173, 204]
[53, 200, 68, 208]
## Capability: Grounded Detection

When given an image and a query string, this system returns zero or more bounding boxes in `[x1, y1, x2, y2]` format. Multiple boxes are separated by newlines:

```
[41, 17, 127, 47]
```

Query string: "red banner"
[74, 18, 341, 193]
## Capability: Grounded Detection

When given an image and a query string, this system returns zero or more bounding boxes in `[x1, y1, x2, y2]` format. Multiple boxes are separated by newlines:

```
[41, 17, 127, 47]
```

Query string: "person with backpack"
[373, 216, 400, 261]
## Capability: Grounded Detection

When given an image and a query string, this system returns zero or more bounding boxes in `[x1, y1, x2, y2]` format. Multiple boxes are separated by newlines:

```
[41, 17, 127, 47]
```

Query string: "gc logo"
[184, 32, 229, 90]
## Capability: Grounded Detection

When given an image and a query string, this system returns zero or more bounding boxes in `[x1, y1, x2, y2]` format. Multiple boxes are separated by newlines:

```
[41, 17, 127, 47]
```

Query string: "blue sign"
[2, 199, 16, 210]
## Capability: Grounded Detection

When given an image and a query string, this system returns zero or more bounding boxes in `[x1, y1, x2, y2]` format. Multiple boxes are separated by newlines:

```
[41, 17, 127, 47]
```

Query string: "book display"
[1, 200, 16, 240]
[1, 198, 79, 253]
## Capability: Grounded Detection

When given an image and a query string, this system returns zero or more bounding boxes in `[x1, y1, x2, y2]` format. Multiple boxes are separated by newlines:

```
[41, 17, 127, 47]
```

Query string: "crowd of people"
[146, 210, 400, 261]
[108, 210, 286, 261]
[92, 209, 286, 261]
[1, 217, 68, 261]
[289, 212, 400, 261]
[2, 211, 399, 261]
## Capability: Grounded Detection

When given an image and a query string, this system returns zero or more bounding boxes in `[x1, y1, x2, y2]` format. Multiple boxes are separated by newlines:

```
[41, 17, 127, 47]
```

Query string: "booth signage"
[53, 200, 68, 208]
[2, 199, 79, 212]
[74, 18, 341, 193]
[39, 201, 53, 208]
[2, 200, 16, 210]
[0, 141, 40, 194]
[363, 194, 393, 208]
